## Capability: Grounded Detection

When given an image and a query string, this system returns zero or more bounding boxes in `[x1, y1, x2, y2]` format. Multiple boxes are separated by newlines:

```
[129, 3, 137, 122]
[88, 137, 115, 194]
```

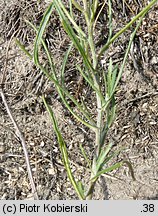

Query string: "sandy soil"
[0, 0, 158, 199]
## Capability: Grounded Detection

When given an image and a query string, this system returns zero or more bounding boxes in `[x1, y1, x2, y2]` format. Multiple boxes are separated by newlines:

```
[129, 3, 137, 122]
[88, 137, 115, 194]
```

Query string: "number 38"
[142, 204, 154, 212]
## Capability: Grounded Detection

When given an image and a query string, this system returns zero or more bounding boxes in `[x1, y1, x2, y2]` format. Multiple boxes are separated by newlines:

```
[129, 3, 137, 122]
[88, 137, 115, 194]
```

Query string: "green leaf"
[101, 147, 124, 168]
[77, 181, 85, 198]
[71, 0, 83, 12]
[107, 95, 116, 128]
[113, 15, 146, 92]
[106, 60, 118, 98]
[96, 142, 113, 171]
[98, 0, 157, 56]
[54, 0, 85, 37]
[102, 14, 147, 111]
[92, 0, 99, 19]
[16, 39, 32, 60]
[91, 159, 136, 182]
[76, 65, 105, 103]
[42, 96, 85, 200]
[110, 65, 118, 93]
[107, 58, 113, 96]
[25, 20, 56, 78]
[34, 2, 54, 66]
[62, 19, 93, 71]
[60, 43, 73, 87]
[91, 162, 123, 181]
[79, 143, 91, 169]
[26, 20, 96, 129]
[53, 0, 94, 73]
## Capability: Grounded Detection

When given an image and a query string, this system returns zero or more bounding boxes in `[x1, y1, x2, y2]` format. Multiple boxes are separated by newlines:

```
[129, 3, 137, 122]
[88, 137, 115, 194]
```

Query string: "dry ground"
[0, 0, 158, 199]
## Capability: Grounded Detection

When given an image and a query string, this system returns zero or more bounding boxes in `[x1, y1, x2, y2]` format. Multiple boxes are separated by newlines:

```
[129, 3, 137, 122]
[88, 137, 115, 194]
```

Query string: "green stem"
[86, 180, 97, 199]
[88, 24, 103, 156]
[83, 3, 103, 199]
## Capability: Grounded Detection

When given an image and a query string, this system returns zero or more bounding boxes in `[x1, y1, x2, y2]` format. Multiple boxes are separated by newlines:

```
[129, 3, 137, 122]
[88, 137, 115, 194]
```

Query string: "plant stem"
[83, 3, 104, 199]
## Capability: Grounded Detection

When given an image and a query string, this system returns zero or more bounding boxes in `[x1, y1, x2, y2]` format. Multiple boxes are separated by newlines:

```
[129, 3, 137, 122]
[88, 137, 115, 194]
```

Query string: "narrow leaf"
[72, 0, 83, 12]
[107, 58, 113, 95]
[113, 15, 146, 92]
[53, 0, 94, 73]
[16, 39, 32, 60]
[91, 162, 123, 181]
[110, 65, 118, 92]
[79, 143, 91, 169]
[102, 14, 147, 111]
[107, 96, 116, 128]
[98, 0, 157, 56]
[77, 65, 105, 103]
[60, 43, 73, 86]
[26, 21, 96, 128]
[34, 3, 54, 65]
[77, 181, 85, 198]
[96, 142, 113, 171]
[42, 96, 85, 200]
[54, 0, 85, 37]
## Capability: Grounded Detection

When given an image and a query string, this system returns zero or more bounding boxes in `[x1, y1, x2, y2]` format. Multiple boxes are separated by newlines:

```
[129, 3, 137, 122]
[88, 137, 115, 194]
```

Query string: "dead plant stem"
[0, 90, 39, 200]
[0, 35, 38, 199]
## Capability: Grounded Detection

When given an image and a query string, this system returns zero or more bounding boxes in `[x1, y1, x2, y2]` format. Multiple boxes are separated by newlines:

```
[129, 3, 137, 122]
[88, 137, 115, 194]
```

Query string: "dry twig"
[0, 35, 39, 200]
[0, 90, 39, 200]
